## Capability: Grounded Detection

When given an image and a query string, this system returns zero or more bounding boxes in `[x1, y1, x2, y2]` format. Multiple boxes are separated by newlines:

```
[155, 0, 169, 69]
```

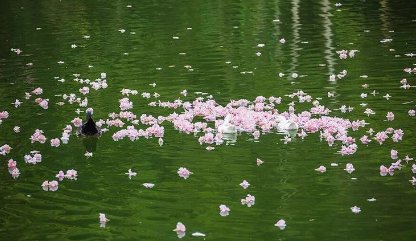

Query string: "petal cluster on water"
[41, 180, 59, 191]
[241, 194, 255, 207]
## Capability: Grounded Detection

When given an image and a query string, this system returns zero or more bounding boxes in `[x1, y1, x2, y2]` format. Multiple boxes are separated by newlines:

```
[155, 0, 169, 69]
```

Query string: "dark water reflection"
[1, 0, 416, 240]
[82, 137, 98, 153]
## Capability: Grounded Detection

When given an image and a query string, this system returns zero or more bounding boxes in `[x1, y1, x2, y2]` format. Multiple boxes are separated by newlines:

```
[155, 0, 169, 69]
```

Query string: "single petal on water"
[192, 232, 206, 237]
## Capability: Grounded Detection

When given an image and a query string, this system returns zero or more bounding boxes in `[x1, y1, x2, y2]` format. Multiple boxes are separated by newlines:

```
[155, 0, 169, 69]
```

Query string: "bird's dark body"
[82, 118, 99, 135]
[77, 111, 101, 137]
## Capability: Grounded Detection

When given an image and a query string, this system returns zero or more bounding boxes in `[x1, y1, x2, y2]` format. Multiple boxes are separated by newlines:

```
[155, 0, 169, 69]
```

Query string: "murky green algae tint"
[1, 0, 416, 240]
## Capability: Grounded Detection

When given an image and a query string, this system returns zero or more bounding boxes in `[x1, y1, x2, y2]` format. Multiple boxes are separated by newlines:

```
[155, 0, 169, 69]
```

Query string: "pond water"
[1, 0, 416, 240]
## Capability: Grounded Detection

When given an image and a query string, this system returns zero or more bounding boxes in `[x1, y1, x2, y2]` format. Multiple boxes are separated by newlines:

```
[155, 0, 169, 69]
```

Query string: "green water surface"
[1, 0, 416, 240]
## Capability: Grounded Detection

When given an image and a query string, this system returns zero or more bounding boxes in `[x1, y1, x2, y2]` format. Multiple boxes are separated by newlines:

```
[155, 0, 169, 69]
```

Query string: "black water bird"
[77, 109, 101, 136]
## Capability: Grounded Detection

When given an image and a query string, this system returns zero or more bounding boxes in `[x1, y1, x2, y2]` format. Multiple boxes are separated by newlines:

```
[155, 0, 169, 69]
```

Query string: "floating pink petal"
[0, 111, 9, 120]
[99, 213, 109, 228]
[411, 164, 416, 174]
[219, 204, 230, 216]
[50, 138, 61, 147]
[191, 232, 206, 237]
[79, 86, 90, 95]
[386, 112, 394, 121]
[173, 222, 186, 238]
[13, 126, 20, 133]
[379, 165, 393, 176]
[360, 135, 371, 145]
[48, 181, 59, 191]
[350, 206, 361, 214]
[72, 117, 82, 127]
[119, 98, 133, 110]
[65, 169, 78, 180]
[180, 90, 187, 96]
[7, 159, 17, 169]
[56, 170, 65, 181]
[25, 152, 42, 164]
[31, 87, 43, 95]
[12, 99, 22, 108]
[9, 168, 20, 179]
[177, 167, 192, 179]
[38, 99, 49, 109]
[404, 155, 414, 163]
[344, 163, 355, 174]
[315, 165, 326, 173]
[274, 219, 286, 230]
[30, 129, 47, 144]
[256, 158, 264, 166]
[239, 180, 250, 189]
[143, 183, 155, 188]
[41, 181, 59, 192]
[241, 194, 255, 207]
[0, 144, 12, 155]
[390, 149, 398, 159]
[409, 177, 416, 186]
[125, 169, 137, 179]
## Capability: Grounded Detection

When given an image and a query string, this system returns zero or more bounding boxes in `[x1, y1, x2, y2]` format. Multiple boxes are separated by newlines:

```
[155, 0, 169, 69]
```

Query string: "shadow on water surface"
[81, 136, 98, 153]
